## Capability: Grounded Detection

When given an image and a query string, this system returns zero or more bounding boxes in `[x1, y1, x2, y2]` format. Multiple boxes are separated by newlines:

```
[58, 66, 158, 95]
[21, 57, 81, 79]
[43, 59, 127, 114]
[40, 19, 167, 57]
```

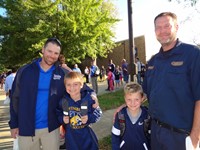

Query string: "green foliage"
[168, 0, 198, 6]
[0, 0, 119, 67]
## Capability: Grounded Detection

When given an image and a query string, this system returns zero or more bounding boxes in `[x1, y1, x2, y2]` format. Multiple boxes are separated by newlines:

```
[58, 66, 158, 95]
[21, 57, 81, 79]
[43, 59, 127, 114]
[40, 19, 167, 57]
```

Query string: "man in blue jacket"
[9, 38, 68, 150]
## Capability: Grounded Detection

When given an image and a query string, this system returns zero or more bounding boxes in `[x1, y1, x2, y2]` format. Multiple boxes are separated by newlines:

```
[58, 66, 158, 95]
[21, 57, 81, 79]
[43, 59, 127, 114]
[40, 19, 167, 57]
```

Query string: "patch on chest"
[171, 61, 184, 66]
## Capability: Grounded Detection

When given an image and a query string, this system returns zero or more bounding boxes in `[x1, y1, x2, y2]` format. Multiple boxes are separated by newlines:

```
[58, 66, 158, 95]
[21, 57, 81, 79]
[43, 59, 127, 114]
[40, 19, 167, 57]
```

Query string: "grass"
[98, 89, 125, 111]
[99, 135, 112, 150]
[97, 89, 124, 149]
[98, 88, 148, 111]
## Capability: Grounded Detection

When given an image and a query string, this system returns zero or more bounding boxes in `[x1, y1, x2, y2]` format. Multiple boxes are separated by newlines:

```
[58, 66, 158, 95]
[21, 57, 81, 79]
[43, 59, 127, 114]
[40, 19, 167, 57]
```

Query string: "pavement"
[0, 80, 122, 150]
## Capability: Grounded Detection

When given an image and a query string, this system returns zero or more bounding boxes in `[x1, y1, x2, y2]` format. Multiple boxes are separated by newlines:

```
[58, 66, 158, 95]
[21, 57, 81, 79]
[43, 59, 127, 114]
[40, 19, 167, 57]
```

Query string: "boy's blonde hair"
[64, 72, 84, 85]
[124, 82, 144, 97]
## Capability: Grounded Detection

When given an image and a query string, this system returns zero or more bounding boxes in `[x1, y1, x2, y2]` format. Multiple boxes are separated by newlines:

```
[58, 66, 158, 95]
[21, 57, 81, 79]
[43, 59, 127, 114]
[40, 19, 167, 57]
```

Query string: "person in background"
[72, 64, 82, 73]
[136, 57, 142, 85]
[90, 60, 99, 94]
[119, 67, 123, 86]
[58, 54, 72, 72]
[4, 67, 18, 105]
[143, 12, 200, 149]
[0, 72, 6, 90]
[84, 66, 90, 84]
[107, 67, 114, 91]
[112, 82, 150, 150]
[121, 59, 129, 84]
[5, 67, 17, 97]
[57, 72, 102, 150]
[106, 59, 115, 91]
[114, 66, 121, 89]
[101, 65, 106, 81]
[140, 63, 146, 84]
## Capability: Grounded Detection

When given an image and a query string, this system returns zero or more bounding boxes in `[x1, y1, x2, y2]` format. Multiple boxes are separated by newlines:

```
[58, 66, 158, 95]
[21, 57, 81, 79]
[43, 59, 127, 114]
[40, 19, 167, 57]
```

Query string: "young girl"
[58, 72, 102, 150]
[107, 67, 114, 91]
[112, 82, 151, 150]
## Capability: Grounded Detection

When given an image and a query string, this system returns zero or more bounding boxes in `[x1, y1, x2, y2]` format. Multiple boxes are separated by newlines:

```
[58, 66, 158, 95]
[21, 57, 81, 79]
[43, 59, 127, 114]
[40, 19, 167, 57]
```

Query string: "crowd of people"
[1, 11, 199, 150]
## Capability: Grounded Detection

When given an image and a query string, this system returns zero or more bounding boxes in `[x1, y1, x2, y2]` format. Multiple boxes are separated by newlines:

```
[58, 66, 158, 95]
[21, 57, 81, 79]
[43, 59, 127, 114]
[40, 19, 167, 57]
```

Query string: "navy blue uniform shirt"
[143, 40, 200, 132]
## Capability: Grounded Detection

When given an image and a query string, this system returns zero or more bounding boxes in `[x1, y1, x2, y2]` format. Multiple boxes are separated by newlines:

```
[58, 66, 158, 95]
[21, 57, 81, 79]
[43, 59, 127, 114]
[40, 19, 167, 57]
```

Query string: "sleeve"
[4, 77, 9, 92]
[9, 68, 22, 129]
[56, 98, 65, 125]
[191, 48, 200, 101]
[111, 113, 121, 150]
[81, 83, 94, 93]
[87, 99, 102, 124]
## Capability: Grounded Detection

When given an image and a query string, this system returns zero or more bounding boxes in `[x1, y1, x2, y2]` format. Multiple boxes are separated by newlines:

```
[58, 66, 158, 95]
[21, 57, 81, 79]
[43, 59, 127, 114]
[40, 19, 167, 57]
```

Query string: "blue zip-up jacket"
[57, 92, 102, 150]
[9, 58, 67, 136]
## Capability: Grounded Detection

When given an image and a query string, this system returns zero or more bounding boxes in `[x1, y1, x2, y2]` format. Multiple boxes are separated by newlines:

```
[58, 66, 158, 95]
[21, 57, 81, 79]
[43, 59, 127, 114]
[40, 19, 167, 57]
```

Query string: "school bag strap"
[80, 100, 88, 116]
[117, 110, 126, 137]
[62, 97, 89, 116]
[143, 106, 151, 141]
[62, 97, 69, 116]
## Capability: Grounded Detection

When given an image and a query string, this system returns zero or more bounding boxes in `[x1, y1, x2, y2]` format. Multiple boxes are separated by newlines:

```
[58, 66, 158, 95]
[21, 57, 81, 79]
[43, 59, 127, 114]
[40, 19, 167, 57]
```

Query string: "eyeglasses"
[45, 37, 62, 47]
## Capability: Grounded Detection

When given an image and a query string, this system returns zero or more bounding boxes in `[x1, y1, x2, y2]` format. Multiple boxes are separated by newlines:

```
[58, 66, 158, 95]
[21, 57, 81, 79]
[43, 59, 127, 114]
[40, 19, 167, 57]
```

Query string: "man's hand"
[91, 93, 99, 108]
[190, 132, 199, 149]
[113, 104, 126, 123]
[81, 115, 88, 124]
[10, 128, 19, 139]
[59, 125, 65, 139]
[186, 135, 199, 150]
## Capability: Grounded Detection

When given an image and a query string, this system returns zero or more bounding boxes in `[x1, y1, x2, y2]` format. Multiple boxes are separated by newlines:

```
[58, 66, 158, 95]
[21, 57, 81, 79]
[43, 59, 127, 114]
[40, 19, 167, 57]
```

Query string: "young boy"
[57, 72, 102, 150]
[112, 82, 151, 150]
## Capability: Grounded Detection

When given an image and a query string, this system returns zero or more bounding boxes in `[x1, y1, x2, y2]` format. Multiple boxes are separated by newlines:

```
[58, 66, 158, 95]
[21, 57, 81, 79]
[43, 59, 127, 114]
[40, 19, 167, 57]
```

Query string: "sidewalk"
[88, 81, 118, 139]
[0, 80, 120, 149]
[0, 90, 12, 150]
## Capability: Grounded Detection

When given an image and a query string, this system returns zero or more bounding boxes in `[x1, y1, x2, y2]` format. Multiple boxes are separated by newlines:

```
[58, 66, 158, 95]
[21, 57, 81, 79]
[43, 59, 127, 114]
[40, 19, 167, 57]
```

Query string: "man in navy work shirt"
[9, 38, 68, 150]
[143, 12, 200, 149]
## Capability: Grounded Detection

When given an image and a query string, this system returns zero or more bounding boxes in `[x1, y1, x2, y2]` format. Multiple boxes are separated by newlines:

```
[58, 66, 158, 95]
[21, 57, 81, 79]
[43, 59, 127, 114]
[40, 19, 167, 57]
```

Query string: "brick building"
[80, 35, 146, 73]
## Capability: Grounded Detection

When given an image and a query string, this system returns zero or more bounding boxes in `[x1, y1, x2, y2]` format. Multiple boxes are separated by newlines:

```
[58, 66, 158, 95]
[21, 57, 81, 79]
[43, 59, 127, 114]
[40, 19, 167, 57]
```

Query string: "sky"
[1, 1, 200, 61]
[113, 0, 200, 60]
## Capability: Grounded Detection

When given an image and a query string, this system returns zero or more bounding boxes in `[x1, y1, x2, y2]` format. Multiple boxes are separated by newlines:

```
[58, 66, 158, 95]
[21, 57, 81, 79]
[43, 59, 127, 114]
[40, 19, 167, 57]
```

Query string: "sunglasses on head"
[45, 37, 62, 47]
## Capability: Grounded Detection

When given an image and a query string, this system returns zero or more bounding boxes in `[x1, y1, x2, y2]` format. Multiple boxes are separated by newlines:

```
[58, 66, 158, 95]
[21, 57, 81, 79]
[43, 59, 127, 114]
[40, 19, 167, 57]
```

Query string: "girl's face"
[124, 92, 143, 112]
[65, 78, 83, 98]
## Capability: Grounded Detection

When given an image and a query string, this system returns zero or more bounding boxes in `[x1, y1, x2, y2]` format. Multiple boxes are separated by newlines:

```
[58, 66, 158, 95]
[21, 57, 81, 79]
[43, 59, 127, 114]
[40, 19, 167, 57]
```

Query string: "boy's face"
[124, 92, 143, 112]
[65, 78, 83, 98]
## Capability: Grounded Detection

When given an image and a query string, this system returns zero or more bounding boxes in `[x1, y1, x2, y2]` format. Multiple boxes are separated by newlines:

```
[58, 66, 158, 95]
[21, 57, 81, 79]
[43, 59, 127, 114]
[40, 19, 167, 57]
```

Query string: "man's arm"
[190, 100, 200, 148]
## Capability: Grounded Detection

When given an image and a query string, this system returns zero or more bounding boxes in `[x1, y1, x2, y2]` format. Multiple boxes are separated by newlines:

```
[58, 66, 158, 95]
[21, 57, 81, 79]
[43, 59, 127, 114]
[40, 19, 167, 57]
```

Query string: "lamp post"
[127, 0, 135, 81]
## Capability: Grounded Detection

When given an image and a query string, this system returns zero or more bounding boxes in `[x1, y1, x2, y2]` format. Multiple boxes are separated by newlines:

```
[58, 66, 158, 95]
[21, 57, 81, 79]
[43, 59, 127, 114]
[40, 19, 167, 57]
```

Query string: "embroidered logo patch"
[148, 66, 154, 70]
[171, 61, 184, 66]
[53, 74, 61, 80]
[138, 122, 143, 126]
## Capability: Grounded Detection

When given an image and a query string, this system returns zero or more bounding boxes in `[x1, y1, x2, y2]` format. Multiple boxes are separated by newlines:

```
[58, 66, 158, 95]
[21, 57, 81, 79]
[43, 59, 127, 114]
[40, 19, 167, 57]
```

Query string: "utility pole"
[127, 0, 135, 81]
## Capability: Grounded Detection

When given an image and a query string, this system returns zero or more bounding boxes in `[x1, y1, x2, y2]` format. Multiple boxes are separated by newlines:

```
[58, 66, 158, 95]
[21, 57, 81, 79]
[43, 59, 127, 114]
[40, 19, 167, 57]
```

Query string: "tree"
[0, 0, 119, 67]
[168, 0, 198, 6]
[168, 0, 200, 45]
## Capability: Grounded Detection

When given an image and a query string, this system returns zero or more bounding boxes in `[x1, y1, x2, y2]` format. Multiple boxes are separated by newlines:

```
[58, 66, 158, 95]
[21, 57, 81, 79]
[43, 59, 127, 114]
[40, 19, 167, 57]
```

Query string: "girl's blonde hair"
[124, 82, 144, 97]
[64, 72, 84, 85]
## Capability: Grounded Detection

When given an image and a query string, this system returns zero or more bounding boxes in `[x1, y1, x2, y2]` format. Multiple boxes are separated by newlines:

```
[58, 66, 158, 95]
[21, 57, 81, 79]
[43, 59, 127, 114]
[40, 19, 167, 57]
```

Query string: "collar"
[158, 39, 183, 58]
